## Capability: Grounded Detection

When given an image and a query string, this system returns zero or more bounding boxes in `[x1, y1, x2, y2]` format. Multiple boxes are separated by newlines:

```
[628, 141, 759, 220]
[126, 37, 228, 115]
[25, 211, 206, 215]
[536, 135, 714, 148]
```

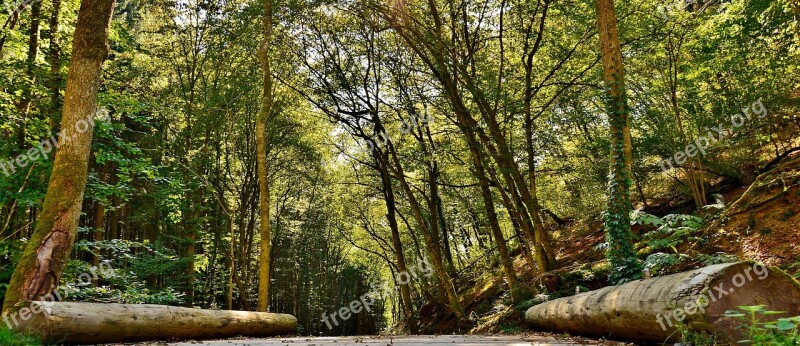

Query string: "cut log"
[525, 262, 800, 343]
[8, 302, 297, 344]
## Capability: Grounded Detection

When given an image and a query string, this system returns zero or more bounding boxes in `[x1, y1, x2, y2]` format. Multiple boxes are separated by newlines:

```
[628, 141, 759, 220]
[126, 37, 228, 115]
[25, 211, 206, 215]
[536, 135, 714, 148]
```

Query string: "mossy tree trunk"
[595, 0, 642, 284]
[2, 0, 115, 314]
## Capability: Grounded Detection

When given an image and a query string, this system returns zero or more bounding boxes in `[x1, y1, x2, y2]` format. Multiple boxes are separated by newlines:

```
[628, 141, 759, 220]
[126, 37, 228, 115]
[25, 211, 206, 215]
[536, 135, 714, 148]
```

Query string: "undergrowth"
[0, 326, 40, 346]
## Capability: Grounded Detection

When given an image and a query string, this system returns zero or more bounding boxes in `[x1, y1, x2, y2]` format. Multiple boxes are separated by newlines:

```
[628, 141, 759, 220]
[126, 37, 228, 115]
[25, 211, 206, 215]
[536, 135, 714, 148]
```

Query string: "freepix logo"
[2, 262, 114, 330]
[655, 262, 770, 331]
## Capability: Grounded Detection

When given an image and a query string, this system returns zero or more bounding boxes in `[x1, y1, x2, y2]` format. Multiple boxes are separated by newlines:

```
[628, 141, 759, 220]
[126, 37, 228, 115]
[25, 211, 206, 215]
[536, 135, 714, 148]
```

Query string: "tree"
[256, 0, 274, 312]
[48, 0, 64, 128]
[595, 0, 642, 284]
[2, 0, 116, 313]
[16, 0, 41, 145]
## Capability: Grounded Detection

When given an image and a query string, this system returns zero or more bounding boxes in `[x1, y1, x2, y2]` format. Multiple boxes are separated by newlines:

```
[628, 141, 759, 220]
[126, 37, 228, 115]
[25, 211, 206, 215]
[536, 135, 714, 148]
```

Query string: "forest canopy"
[0, 0, 798, 340]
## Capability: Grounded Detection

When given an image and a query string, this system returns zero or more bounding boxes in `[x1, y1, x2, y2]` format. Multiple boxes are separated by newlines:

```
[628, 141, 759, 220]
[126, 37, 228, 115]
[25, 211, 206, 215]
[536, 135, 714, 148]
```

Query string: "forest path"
[168, 335, 606, 346]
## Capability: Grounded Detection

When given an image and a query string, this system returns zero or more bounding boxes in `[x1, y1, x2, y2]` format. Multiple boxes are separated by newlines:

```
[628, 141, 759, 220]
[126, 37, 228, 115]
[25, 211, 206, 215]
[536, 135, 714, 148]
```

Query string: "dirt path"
[167, 335, 609, 346]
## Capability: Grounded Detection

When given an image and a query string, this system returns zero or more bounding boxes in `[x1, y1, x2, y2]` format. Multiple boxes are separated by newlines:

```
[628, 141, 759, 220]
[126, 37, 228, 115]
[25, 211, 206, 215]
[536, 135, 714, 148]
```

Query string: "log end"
[701, 262, 800, 341]
[525, 262, 800, 343]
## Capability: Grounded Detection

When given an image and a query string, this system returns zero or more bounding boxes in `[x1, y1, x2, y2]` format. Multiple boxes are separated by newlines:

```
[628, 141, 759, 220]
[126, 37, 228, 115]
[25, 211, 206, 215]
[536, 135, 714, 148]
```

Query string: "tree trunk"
[429, 163, 456, 276]
[185, 212, 196, 307]
[595, 0, 642, 284]
[228, 214, 235, 310]
[2, 0, 115, 314]
[378, 156, 419, 334]
[16, 0, 42, 149]
[92, 200, 104, 282]
[49, 0, 63, 128]
[467, 143, 521, 299]
[0, 1, 29, 55]
[256, 0, 273, 313]
[465, 84, 555, 272]
[666, 38, 707, 209]
[526, 262, 800, 342]
[385, 141, 466, 321]
[13, 302, 297, 344]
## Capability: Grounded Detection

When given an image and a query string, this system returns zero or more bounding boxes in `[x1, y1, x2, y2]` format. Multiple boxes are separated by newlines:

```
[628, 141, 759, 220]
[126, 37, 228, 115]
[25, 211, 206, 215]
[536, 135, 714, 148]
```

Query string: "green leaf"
[738, 305, 766, 312]
[724, 310, 746, 318]
[776, 319, 796, 331]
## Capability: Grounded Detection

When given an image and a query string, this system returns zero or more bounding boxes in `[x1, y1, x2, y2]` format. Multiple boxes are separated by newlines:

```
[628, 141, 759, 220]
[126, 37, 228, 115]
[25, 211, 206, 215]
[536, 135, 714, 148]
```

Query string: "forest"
[0, 0, 799, 344]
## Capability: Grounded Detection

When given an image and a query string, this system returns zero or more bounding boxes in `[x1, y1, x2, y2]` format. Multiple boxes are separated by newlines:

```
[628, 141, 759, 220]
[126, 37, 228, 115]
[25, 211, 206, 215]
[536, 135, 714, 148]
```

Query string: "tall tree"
[48, 0, 63, 128]
[2, 0, 116, 313]
[595, 0, 642, 284]
[16, 0, 42, 148]
[256, 0, 274, 312]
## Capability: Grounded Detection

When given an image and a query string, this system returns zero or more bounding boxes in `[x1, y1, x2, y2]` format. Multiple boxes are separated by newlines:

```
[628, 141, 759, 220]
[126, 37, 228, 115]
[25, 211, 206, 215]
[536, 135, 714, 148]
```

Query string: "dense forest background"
[0, 0, 798, 337]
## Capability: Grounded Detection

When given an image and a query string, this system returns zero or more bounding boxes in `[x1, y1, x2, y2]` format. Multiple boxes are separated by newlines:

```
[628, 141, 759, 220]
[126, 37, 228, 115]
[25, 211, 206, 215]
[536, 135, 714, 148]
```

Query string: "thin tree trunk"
[16, 0, 42, 149]
[377, 155, 419, 334]
[255, 0, 273, 313]
[0, 1, 29, 55]
[477, 171, 520, 300]
[2, 0, 115, 313]
[462, 138, 522, 299]
[429, 164, 455, 276]
[49, 0, 63, 128]
[384, 140, 466, 321]
[667, 45, 706, 208]
[93, 200, 104, 284]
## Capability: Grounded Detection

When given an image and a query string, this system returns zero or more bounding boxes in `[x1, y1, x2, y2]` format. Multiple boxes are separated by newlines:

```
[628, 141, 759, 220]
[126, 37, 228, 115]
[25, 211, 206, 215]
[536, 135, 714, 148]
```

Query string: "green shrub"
[724, 305, 800, 345]
[0, 326, 40, 346]
[62, 241, 185, 305]
[643, 252, 693, 276]
[675, 323, 716, 346]
[633, 211, 703, 254]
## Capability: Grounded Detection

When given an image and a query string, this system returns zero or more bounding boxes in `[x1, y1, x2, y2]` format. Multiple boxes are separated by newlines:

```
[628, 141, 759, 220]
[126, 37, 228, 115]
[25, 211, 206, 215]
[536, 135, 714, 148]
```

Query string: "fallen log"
[8, 302, 297, 344]
[525, 262, 800, 343]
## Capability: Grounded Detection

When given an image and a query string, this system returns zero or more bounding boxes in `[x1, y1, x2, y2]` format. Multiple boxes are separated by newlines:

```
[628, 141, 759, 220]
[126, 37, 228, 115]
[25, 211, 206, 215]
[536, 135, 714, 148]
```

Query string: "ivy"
[602, 74, 642, 285]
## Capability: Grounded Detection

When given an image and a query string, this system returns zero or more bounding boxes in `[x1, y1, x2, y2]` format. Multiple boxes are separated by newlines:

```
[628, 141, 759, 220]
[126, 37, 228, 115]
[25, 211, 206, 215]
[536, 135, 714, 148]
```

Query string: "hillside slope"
[418, 155, 800, 337]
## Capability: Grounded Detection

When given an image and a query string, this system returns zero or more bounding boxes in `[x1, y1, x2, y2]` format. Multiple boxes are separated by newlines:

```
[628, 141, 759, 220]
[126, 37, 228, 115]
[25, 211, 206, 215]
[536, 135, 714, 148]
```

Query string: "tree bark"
[378, 152, 419, 334]
[595, 0, 641, 284]
[228, 214, 235, 310]
[49, 0, 63, 128]
[390, 0, 554, 273]
[256, 0, 273, 313]
[463, 142, 521, 299]
[13, 302, 297, 344]
[526, 262, 800, 342]
[666, 36, 706, 208]
[0, 0, 29, 55]
[92, 201, 104, 279]
[385, 140, 466, 321]
[16, 0, 42, 149]
[2, 0, 115, 314]
[429, 163, 456, 276]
